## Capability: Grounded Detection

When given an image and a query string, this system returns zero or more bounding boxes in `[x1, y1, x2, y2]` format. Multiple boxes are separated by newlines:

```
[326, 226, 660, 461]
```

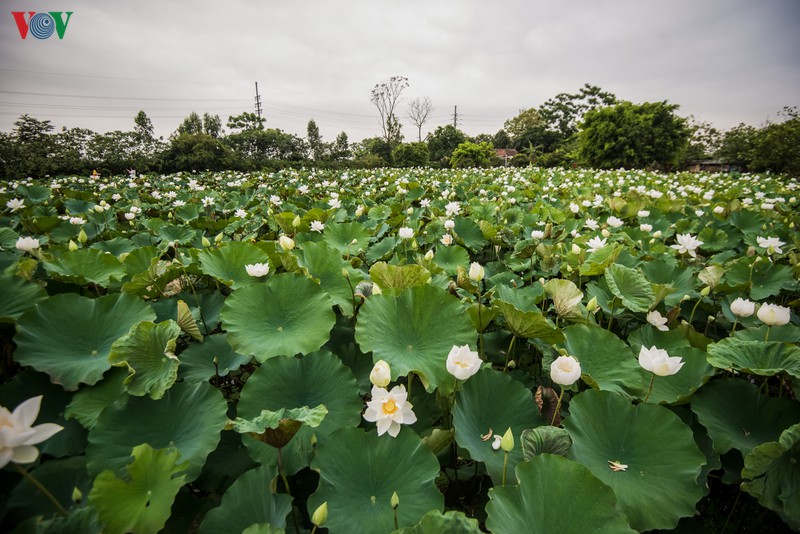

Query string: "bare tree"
[370, 76, 409, 146]
[408, 96, 434, 142]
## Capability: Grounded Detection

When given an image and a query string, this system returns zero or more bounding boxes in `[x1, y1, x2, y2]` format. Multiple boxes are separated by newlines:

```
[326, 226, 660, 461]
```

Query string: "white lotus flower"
[69, 217, 86, 225]
[445, 201, 461, 217]
[310, 220, 325, 233]
[671, 233, 703, 258]
[586, 236, 607, 253]
[550, 355, 582, 386]
[446, 345, 481, 380]
[756, 303, 791, 326]
[398, 227, 414, 239]
[369, 360, 391, 388]
[584, 218, 599, 231]
[730, 297, 755, 318]
[646, 310, 669, 332]
[444, 219, 455, 230]
[637, 210, 650, 218]
[6, 198, 25, 212]
[15, 236, 40, 252]
[235, 209, 247, 218]
[756, 236, 785, 255]
[440, 234, 453, 246]
[468, 262, 485, 282]
[640, 223, 653, 232]
[638, 346, 684, 377]
[0, 396, 63, 469]
[530, 230, 545, 239]
[278, 235, 295, 251]
[363, 385, 417, 437]
[245, 262, 270, 277]
[606, 216, 624, 228]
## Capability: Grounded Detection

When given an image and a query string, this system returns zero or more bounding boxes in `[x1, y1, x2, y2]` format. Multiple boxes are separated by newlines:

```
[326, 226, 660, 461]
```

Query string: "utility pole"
[254, 82, 263, 120]
[452, 105, 459, 128]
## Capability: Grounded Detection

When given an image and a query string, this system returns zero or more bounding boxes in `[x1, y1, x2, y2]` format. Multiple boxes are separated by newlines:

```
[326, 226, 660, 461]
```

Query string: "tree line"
[0, 81, 797, 178]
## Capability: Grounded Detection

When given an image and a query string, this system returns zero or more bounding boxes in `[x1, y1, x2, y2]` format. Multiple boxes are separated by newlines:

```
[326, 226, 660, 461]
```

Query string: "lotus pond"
[0, 167, 798, 533]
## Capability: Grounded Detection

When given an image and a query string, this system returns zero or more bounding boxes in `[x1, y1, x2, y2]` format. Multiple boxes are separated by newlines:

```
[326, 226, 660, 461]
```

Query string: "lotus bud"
[201, 236, 211, 248]
[681, 294, 691, 302]
[601, 228, 610, 238]
[406, 207, 413, 215]
[469, 262, 485, 282]
[279, 235, 295, 251]
[586, 296, 598, 312]
[571, 244, 581, 255]
[507, 360, 516, 369]
[355, 205, 365, 216]
[700, 286, 710, 297]
[78, 228, 87, 243]
[341, 268, 350, 278]
[369, 360, 391, 388]
[292, 215, 302, 227]
[500, 427, 514, 452]
[72, 486, 83, 503]
[215, 232, 223, 243]
[390, 492, 400, 509]
[68, 239, 79, 251]
[653, 230, 662, 238]
[311, 502, 328, 527]
[424, 250, 434, 261]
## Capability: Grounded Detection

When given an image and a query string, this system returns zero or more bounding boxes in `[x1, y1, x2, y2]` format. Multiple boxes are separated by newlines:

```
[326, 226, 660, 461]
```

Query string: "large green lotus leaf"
[108, 320, 181, 399]
[492, 283, 543, 311]
[65, 368, 127, 430]
[179, 333, 251, 383]
[233, 405, 329, 433]
[86, 381, 227, 482]
[579, 243, 622, 276]
[121, 246, 160, 275]
[691, 378, 800, 456]
[355, 284, 475, 393]
[432, 245, 470, 275]
[29, 505, 101, 534]
[520, 426, 573, 460]
[724, 257, 796, 300]
[706, 338, 800, 379]
[564, 390, 706, 531]
[198, 465, 292, 534]
[308, 427, 444, 533]
[604, 263, 656, 313]
[222, 273, 335, 362]
[452, 368, 542, 485]
[237, 351, 362, 475]
[369, 261, 432, 295]
[486, 455, 635, 534]
[741, 423, 800, 530]
[157, 224, 196, 245]
[91, 237, 139, 257]
[561, 324, 641, 397]
[495, 300, 563, 343]
[454, 216, 486, 251]
[14, 292, 156, 390]
[42, 248, 126, 286]
[323, 221, 371, 255]
[88, 444, 187, 534]
[5, 456, 91, 524]
[0, 272, 47, 323]
[366, 236, 400, 263]
[394, 510, 482, 533]
[295, 240, 365, 316]
[198, 241, 271, 289]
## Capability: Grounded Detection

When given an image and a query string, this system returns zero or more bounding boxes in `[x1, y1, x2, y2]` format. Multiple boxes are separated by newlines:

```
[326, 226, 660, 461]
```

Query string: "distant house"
[687, 159, 731, 173]
[495, 148, 519, 166]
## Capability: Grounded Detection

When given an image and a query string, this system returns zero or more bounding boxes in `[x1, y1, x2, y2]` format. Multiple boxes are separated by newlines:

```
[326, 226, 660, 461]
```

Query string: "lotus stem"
[643, 373, 656, 403]
[551, 386, 565, 426]
[501, 451, 509, 486]
[476, 286, 485, 360]
[730, 318, 739, 333]
[764, 326, 771, 343]
[503, 335, 516, 373]
[14, 464, 68, 517]
[607, 299, 617, 332]
[276, 447, 292, 498]
[688, 297, 702, 326]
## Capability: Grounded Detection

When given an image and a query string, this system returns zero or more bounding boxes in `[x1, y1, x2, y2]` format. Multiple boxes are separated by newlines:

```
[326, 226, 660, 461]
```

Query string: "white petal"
[11, 445, 39, 464]
[24, 423, 63, 445]
[386, 421, 401, 437]
[13, 396, 43, 428]
[0, 448, 12, 469]
[376, 418, 392, 436]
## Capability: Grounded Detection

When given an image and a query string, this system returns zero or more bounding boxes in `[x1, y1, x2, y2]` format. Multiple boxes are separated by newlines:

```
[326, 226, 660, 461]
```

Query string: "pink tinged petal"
[25, 423, 63, 445]
[12, 396, 43, 428]
[11, 445, 39, 464]
[0, 448, 12, 469]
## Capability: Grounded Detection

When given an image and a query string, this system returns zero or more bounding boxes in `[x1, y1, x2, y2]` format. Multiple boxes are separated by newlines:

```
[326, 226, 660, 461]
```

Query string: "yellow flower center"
[382, 399, 398, 415]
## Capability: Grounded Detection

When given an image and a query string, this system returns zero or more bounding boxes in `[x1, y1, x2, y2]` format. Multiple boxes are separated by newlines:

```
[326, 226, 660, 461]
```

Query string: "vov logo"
[12, 11, 73, 39]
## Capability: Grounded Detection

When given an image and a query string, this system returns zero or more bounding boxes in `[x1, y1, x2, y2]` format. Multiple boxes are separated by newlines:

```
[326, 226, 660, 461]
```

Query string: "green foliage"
[449, 140, 494, 168]
[503, 108, 544, 138]
[163, 132, 236, 172]
[427, 125, 468, 164]
[392, 142, 430, 167]
[578, 100, 690, 169]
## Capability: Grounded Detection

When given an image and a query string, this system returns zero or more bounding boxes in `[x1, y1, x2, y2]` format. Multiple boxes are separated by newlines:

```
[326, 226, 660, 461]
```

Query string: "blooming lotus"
[444, 219, 455, 230]
[398, 227, 414, 239]
[245, 262, 270, 277]
[757, 303, 791, 326]
[446, 345, 481, 380]
[638, 346, 684, 376]
[606, 216, 623, 228]
[0, 396, 63, 469]
[278, 235, 295, 251]
[530, 230, 544, 239]
[440, 234, 453, 246]
[550, 355, 582, 386]
[586, 236, 607, 253]
[756, 236, 785, 255]
[310, 220, 325, 233]
[670, 233, 703, 258]
[6, 198, 25, 212]
[646, 310, 669, 332]
[730, 297, 755, 318]
[15, 237, 40, 252]
[369, 360, 391, 388]
[363, 385, 417, 437]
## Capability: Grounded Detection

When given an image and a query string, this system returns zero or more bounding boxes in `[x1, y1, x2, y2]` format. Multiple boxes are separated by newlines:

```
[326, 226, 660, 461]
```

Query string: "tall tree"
[203, 113, 222, 138]
[407, 96, 433, 142]
[329, 132, 351, 161]
[176, 112, 203, 136]
[306, 119, 325, 161]
[540, 83, 617, 138]
[503, 108, 544, 139]
[134, 111, 154, 140]
[370, 76, 408, 147]
[227, 112, 265, 132]
[427, 125, 468, 164]
[578, 100, 690, 169]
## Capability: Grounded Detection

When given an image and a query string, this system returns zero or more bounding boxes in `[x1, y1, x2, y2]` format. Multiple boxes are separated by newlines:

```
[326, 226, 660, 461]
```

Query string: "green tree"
[227, 112, 265, 132]
[329, 132, 351, 161]
[540, 83, 617, 138]
[203, 113, 223, 138]
[225, 128, 305, 168]
[176, 112, 203, 136]
[306, 119, 326, 161]
[134, 111, 154, 140]
[427, 125, 468, 165]
[492, 129, 512, 148]
[503, 108, 544, 139]
[9, 115, 56, 178]
[717, 123, 758, 169]
[52, 127, 94, 175]
[164, 133, 235, 172]
[578, 100, 690, 169]
[353, 137, 391, 166]
[750, 107, 800, 175]
[683, 117, 722, 162]
[450, 141, 494, 168]
[392, 142, 430, 167]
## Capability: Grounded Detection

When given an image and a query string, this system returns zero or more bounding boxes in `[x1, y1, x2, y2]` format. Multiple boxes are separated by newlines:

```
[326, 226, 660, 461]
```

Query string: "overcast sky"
[1, 0, 798, 142]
